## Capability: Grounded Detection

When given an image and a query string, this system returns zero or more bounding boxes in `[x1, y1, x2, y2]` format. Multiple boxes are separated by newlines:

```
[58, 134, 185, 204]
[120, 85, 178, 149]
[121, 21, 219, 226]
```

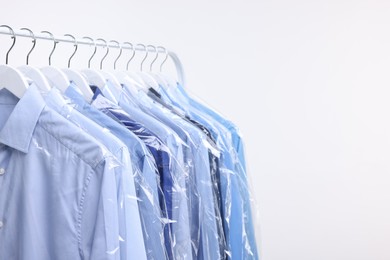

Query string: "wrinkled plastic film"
[33, 133, 124, 258]
[0, 84, 123, 259]
[197, 108, 259, 259]
[128, 146, 168, 260]
[159, 83, 260, 259]
[217, 121, 259, 259]
[125, 89, 227, 260]
[228, 127, 260, 259]
[121, 93, 195, 259]
[44, 89, 151, 258]
[200, 103, 260, 259]
[50, 88, 168, 259]
[49, 78, 259, 259]
[92, 95, 194, 260]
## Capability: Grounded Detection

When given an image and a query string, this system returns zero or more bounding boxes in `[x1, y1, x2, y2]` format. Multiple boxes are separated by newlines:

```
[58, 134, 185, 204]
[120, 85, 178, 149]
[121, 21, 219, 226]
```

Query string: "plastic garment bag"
[91, 93, 193, 260]
[106, 82, 228, 259]
[0, 85, 121, 259]
[43, 87, 147, 260]
[63, 83, 167, 260]
[130, 90, 227, 260]
[159, 83, 260, 259]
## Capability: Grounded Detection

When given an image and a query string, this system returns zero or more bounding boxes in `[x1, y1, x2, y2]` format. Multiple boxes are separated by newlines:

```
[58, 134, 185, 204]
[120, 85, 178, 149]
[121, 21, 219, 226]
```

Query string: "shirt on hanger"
[147, 88, 225, 244]
[44, 87, 147, 260]
[135, 90, 226, 260]
[0, 85, 120, 260]
[163, 84, 259, 260]
[116, 88, 196, 259]
[64, 84, 167, 260]
[91, 92, 192, 260]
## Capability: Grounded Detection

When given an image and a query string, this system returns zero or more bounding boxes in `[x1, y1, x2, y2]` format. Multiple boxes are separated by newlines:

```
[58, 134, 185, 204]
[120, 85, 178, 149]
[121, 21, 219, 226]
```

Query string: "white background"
[1, 0, 390, 259]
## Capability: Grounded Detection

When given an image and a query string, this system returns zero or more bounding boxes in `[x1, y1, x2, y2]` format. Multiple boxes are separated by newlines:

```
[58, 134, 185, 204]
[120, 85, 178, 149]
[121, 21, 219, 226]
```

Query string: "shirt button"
[0, 221, 3, 228]
[0, 168, 4, 175]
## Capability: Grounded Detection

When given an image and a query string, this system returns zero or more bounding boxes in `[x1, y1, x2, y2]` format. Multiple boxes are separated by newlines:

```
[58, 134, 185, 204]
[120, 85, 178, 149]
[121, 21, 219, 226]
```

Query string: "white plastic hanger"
[19, 66, 51, 91]
[17, 28, 51, 93]
[80, 37, 122, 103]
[115, 71, 140, 94]
[82, 38, 122, 103]
[101, 71, 122, 90]
[103, 40, 126, 92]
[39, 31, 70, 93]
[158, 68, 179, 91]
[0, 65, 29, 99]
[80, 37, 107, 90]
[149, 72, 168, 88]
[109, 42, 142, 107]
[135, 44, 160, 90]
[114, 42, 145, 92]
[155, 46, 178, 89]
[115, 42, 145, 90]
[61, 34, 93, 102]
[113, 42, 134, 84]
[93, 39, 122, 91]
[0, 25, 29, 99]
[145, 45, 171, 89]
[63, 68, 93, 101]
[81, 69, 106, 89]
[41, 67, 69, 93]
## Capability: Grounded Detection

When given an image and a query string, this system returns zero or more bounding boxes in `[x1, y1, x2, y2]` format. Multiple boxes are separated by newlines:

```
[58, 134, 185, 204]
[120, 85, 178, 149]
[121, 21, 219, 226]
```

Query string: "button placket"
[0, 166, 5, 231]
[0, 148, 11, 234]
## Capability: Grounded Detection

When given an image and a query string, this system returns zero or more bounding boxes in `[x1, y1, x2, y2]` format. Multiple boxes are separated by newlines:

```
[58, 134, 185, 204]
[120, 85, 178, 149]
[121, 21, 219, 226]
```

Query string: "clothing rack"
[0, 26, 186, 86]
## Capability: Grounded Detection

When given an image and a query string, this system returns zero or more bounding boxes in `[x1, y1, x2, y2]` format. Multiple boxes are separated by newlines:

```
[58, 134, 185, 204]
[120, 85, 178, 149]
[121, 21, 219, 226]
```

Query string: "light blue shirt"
[176, 84, 247, 172]
[133, 91, 225, 260]
[0, 85, 120, 260]
[64, 84, 167, 260]
[44, 87, 147, 260]
[162, 84, 259, 259]
[117, 90, 193, 260]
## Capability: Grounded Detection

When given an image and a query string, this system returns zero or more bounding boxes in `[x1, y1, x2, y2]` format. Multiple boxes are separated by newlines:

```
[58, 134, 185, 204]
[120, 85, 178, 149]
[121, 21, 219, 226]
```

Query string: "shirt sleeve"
[114, 147, 147, 260]
[134, 152, 167, 259]
[80, 153, 121, 260]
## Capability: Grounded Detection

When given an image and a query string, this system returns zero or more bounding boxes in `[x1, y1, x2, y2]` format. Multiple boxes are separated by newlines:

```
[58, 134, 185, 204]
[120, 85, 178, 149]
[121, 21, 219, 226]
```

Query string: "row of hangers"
[0, 25, 178, 103]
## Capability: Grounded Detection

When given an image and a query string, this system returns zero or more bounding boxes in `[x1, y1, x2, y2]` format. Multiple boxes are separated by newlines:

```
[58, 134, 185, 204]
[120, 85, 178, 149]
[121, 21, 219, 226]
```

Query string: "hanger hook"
[123, 42, 135, 70]
[97, 38, 109, 70]
[157, 46, 169, 72]
[64, 34, 78, 68]
[109, 40, 122, 70]
[20, 28, 36, 65]
[136, 43, 148, 72]
[0, 25, 16, 65]
[147, 45, 159, 72]
[82, 36, 97, 69]
[41, 30, 57, 66]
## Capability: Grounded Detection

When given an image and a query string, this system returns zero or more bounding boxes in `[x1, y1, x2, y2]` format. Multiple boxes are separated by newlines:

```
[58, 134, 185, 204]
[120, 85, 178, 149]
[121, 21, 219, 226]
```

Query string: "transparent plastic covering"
[91, 92, 193, 259]
[0, 75, 258, 259]
[0, 85, 124, 259]
[155, 80, 260, 259]
[43, 87, 158, 259]
[126, 90, 227, 260]
[51, 85, 170, 260]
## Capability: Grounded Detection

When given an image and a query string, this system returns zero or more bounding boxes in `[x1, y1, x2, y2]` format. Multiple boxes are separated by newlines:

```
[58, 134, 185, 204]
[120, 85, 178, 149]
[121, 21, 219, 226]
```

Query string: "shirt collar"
[45, 87, 65, 106]
[106, 80, 122, 102]
[64, 82, 86, 108]
[137, 90, 154, 109]
[92, 92, 117, 110]
[0, 84, 45, 153]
